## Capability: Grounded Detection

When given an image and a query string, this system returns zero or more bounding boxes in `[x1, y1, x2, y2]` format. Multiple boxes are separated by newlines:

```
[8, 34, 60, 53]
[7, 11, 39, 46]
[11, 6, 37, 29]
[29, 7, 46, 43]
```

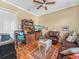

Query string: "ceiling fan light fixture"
[33, 0, 56, 10]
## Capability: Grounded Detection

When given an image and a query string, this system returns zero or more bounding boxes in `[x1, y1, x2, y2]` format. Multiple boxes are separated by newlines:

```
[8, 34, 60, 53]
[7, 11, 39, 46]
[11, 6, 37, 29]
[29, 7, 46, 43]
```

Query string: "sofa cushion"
[61, 41, 77, 49]
[63, 56, 70, 59]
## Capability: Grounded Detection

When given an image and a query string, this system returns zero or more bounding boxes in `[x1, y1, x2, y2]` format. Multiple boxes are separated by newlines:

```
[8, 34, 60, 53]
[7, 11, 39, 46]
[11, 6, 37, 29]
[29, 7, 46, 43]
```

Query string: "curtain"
[0, 9, 18, 38]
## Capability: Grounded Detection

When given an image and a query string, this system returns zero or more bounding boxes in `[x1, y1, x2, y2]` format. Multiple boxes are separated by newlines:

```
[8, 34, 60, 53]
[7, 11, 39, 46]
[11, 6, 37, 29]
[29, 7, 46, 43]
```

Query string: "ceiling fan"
[33, 0, 56, 10]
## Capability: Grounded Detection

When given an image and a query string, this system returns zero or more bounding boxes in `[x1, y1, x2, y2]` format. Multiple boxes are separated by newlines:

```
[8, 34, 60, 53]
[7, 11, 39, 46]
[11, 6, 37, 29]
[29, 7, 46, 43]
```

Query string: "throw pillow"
[76, 35, 79, 46]
[60, 48, 79, 55]
[66, 31, 77, 42]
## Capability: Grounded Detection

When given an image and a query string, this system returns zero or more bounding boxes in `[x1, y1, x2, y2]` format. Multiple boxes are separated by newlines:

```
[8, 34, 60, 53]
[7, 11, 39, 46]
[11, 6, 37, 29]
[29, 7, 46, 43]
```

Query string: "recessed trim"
[0, 7, 18, 15]
[2, 0, 40, 17]
[2, 0, 79, 17]
[40, 3, 79, 16]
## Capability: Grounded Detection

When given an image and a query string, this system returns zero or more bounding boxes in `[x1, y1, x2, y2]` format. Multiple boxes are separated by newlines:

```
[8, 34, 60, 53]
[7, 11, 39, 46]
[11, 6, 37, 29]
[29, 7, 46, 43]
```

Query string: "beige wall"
[0, 2, 39, 24]
[39, 5, 79, 33]
[0, 2, 79, 33]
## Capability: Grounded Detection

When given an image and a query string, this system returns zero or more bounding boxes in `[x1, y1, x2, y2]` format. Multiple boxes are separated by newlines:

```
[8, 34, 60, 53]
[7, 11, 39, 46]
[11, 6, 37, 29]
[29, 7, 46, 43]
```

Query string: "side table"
[38, 39, 52, 56]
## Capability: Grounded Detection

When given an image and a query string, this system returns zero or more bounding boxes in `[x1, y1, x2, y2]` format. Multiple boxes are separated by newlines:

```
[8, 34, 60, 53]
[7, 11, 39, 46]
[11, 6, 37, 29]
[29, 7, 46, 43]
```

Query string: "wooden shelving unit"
[21, 19, 34, 33]
[21, 19, 41, 44]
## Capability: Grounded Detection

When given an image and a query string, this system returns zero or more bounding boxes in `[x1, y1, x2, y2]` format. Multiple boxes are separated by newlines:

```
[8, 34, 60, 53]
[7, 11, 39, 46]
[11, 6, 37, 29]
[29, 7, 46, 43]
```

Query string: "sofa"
[0, 42, 16, 59]
[57, 31, 79, 59]
[57, 40, 78, 59]
[44, 30, 79, 59]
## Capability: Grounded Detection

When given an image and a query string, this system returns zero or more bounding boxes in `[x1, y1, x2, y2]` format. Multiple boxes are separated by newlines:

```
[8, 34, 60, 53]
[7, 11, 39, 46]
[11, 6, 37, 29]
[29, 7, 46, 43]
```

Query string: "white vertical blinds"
[0, 8, 18, 38]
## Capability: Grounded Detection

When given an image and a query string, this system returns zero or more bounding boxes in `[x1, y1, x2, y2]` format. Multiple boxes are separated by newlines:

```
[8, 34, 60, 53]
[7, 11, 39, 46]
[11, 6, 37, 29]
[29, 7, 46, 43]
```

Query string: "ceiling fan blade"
[46, 2, 56, 4]
[44, 6, 48, 10]
[37, 5, 43, 9]
[33, 1, 44, 4]
[43, 0, 46, 3]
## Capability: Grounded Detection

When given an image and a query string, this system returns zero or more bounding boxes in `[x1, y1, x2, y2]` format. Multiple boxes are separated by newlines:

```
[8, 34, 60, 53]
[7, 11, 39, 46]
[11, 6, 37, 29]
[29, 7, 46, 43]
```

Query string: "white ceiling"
[2, 0, 79, 16]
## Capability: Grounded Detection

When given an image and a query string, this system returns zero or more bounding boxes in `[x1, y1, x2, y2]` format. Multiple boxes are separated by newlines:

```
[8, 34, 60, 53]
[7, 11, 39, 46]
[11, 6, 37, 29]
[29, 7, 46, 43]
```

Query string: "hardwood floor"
[16, 41, 38, 59]
[16, 41, 60, 59]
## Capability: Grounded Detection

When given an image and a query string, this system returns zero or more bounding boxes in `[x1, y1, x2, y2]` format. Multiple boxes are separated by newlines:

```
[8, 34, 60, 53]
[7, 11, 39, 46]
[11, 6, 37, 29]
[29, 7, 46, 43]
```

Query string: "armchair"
[45, 31, 59, 45]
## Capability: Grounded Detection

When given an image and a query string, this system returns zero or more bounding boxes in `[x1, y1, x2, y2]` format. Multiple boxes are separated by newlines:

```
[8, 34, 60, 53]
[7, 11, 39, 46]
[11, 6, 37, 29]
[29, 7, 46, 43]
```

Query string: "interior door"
[0, 8, 18, 38]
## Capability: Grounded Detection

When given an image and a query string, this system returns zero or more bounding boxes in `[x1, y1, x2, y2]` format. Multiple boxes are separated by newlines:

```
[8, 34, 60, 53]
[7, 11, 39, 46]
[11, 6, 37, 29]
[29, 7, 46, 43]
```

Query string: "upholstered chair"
[45, 31, 59, 45]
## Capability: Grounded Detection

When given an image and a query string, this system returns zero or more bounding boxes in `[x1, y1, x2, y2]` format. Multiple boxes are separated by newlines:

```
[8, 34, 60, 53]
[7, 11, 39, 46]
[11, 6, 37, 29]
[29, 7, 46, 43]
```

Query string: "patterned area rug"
[30, 46, 55, 59]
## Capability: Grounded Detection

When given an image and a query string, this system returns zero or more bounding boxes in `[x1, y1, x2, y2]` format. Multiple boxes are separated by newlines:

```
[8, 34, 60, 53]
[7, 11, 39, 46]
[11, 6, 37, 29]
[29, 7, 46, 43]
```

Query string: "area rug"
[30, 46, 56, 59]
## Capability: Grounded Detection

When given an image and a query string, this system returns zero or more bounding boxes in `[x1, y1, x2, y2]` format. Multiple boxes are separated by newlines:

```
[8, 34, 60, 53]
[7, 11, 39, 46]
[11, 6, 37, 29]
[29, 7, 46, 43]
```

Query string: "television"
[0, 34, 10, 41]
